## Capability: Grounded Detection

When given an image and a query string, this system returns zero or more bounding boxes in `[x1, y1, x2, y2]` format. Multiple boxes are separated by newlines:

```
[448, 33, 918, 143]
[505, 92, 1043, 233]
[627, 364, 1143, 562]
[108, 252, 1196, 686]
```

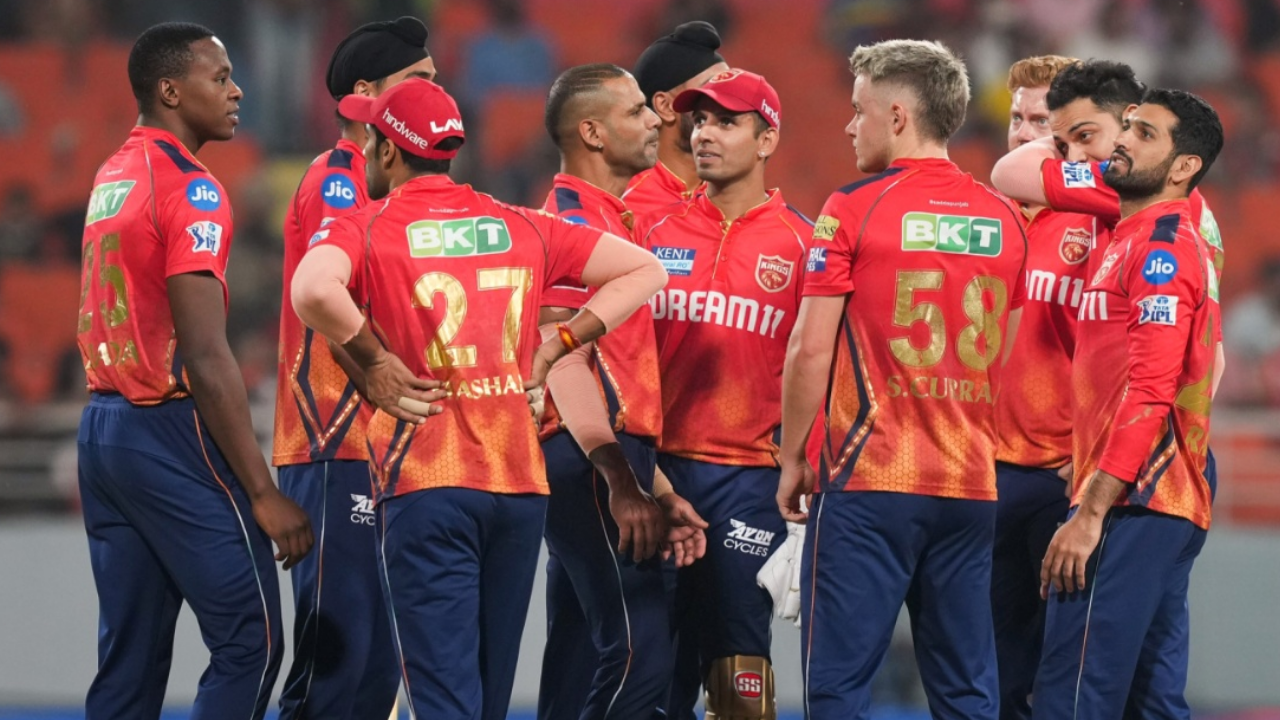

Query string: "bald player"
[625, 21, 729, 217]
[273, 18, 437, 719]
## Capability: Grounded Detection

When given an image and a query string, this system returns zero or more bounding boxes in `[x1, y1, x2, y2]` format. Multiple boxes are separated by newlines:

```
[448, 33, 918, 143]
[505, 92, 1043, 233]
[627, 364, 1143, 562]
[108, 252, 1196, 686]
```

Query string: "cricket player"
[777, 40, 1027, 720]
[76, 22, 311, 720]
[290, 78, 667, 720]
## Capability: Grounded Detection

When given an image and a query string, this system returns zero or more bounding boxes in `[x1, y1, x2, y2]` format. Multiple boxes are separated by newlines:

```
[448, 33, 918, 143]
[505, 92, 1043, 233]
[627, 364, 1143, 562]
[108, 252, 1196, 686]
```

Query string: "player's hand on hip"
[777, 459, 815, 524]
[1040, 513, 1103, 598]
[657, 491, 709, 567]
[363, 352, 446, 424]
[251, 491, 314, 570]
[1057, 461, 1074, 493]
[525, 339, 565, 395]
[608, 475, 665, 563]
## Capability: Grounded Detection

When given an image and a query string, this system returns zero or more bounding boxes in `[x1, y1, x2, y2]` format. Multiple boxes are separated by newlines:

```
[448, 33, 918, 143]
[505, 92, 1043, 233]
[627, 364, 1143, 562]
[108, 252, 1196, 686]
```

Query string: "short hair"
[372, 127, 460, 174]
[1045, 60, 1145, 118]
[545, 63, 630, 148]
[1007, 55, 1078, 92]
[128, 22, 216, 113]
[1139, 88, 1224, 191]
[848, 40, 970, 143]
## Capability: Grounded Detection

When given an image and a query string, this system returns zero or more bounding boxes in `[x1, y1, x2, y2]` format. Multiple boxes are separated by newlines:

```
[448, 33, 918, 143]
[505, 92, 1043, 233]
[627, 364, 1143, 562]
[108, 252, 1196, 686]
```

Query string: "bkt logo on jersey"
[734, 672, 764, 699]
[1141, 250, 1179, 285]
[321, 173, 357, 209]
[350, 494, 376, 525]
[86, 180, 136, 225]
[1138, 294, 1179, 326]
[186, 178, 221, 210]
[652, 246, 695, 276]
[902, 212, 1002, 256]
[724, 519, 775, 557]
[406, 216, 512, 257]
[186, 221, 223, 256]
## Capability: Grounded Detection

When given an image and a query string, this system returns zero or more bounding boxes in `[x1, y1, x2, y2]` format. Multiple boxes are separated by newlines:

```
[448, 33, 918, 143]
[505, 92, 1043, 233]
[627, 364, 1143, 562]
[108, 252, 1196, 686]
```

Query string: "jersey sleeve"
[1008, 211, 1029, 310]
[1041, 159, 1122, 226]
[309, 213, 369, 299]
[534, 209, 605, 289]
[156, 174, 234, 281]
[802, 195, 856, 296]
[540, 207, 596, 309]
[1097, 233, 1204, 481]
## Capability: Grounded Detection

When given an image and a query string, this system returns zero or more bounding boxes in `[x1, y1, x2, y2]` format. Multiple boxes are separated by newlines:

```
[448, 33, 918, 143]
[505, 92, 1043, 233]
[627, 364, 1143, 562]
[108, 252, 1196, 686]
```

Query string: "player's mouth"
[228, 109, 240, 125]
[1109, 150, 1131, 170]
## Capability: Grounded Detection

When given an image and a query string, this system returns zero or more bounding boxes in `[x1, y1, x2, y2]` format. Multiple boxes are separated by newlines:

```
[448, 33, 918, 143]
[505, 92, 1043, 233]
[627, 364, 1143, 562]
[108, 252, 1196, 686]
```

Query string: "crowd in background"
[1, 0, 1279, 408]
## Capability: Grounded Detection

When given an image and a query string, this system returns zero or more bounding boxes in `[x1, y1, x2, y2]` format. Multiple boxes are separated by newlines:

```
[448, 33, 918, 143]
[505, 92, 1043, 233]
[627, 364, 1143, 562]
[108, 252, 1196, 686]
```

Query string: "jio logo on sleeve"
[321, 173, 357, 209]
[1141, 249, 1179, 286]
[186, 178, 222, 211]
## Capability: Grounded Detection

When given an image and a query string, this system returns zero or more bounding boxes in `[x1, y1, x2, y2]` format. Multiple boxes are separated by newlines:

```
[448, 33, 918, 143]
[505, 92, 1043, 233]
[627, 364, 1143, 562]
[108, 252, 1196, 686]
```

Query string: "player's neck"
[1119, 188, 1186, 220]
[657, 132, 699, 190]
[137, 115, 204, 154]
[706, 174, 769, 222]
[561, 154, 629, 198]
[890, 138, 950, 163]
[341, 122, 369, 151]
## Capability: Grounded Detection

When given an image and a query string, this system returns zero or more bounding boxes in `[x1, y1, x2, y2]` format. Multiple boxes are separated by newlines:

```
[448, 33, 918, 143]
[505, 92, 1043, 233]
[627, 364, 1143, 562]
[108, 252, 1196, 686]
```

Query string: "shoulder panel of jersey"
[274, 138, 372, 465]
[648, 189, 809, 466]
[995, 208, 1095, 468]
[1072, 199, 1213, 529]
[806, 158, 1028, 500]
[78, 126, 234, 404]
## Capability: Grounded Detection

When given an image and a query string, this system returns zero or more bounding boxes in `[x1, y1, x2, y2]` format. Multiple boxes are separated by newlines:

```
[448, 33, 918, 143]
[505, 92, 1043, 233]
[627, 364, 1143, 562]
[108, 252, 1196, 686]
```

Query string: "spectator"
[1222, 258, 1280, 405]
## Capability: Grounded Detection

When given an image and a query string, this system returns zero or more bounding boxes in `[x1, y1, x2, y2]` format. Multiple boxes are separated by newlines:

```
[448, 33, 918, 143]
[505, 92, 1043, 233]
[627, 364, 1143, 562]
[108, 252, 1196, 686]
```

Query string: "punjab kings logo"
[1059, 227, 1091, 265]
[708, 69, 745, 84]
[755, 254, 794, 293]
[734, 671, 764, 699]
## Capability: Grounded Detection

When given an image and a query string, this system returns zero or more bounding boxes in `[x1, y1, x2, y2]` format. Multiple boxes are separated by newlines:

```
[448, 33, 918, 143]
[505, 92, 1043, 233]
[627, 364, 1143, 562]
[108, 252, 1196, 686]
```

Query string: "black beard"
[1104, 151, 1175, 201]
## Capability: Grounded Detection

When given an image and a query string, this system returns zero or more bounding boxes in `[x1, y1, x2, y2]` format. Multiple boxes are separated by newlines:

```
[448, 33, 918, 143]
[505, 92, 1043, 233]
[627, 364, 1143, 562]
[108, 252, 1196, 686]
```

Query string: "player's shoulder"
[632, 199, 698, 246]
[782, 201, 815, 228]
[830, 166, 909, 202]
[546, 185, 596, 227]
[310, 197, 385, 245]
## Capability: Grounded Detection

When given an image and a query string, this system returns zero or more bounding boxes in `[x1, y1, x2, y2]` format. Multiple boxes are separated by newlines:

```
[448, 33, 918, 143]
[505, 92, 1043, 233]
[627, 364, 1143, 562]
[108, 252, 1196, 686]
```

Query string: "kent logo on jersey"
[1142, 250, 1179, 285]
[186, 178, 221, 210]
[186, 221, 222, 256]
[902, 212, 1002, 256]
[653, 246, 696, 276]
[1138, 295, 1178, 326]
[406, 216, 512, 257]
[1062, 162, 1096, 188]
[321, 173, 357, 209]
[86, 181, 135, 225]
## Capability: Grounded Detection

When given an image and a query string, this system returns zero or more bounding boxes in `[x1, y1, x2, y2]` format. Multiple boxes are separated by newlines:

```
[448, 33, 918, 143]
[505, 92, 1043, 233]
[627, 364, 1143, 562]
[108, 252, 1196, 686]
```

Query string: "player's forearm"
[540, 324, 616, 455]
[580, 234, 668, 331]
[654, 465, 675, 498]
[588, 442, 644, 495]
[326, 338, 370, 400]
[183, 350, 279, 501]
[1073, 469, 1127, 521]
[781, 296, 843, 464]
[292, 246, 363, 345]
[990, 137, 1054, 205]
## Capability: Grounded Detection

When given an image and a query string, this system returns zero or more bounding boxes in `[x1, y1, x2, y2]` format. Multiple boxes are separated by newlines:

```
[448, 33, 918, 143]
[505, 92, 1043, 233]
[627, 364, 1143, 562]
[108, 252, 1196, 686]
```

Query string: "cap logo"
[760, 98, 780, 127]
[382, 107, 429, 150]
[430, 118, 464, 133]
[708, 69, 744, 84]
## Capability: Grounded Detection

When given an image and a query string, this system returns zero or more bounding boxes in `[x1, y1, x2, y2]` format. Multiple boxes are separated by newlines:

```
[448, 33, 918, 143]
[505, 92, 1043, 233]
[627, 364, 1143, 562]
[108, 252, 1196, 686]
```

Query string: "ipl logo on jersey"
[1062, 162, 1096, 189]
[186, 221, 223, 256]
[1059, 227, 1091, 265]
[755, 254, 794, 293]
[1137, 294, 1178, 326]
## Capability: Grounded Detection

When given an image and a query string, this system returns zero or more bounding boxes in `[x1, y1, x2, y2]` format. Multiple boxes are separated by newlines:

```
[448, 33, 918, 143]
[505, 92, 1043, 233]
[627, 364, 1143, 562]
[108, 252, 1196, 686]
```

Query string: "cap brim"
[338, 94, 378, 124]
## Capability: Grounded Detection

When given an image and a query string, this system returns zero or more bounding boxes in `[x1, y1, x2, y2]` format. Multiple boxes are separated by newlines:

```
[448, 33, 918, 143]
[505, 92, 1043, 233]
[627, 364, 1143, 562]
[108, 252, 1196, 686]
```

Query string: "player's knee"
[704, 655, 777, 720]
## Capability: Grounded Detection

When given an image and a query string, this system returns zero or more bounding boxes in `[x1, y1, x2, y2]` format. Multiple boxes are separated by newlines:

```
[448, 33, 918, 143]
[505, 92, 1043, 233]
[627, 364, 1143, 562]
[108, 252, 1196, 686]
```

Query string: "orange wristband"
[556, 323, 583, 352]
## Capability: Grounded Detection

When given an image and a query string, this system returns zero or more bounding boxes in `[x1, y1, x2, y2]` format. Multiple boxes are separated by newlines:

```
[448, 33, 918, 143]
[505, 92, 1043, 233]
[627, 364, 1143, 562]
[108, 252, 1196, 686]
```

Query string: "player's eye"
[1036, 117, 1049, 126]
[1079, 132, 1092, 143]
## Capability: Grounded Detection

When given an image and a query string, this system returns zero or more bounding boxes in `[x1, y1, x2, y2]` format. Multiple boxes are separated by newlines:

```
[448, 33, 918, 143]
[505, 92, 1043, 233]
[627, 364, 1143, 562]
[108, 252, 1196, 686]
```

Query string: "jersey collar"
[1115, 198, 1191, 238]
[693, 187, 784, 226]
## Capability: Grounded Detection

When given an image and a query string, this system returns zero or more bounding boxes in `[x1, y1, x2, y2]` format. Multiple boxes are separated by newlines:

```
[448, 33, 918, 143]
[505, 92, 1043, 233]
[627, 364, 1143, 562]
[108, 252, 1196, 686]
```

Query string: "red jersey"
[1041, 159, 1223, 313]
[622, 161, 701, 218]
[312, 175, 603, 503]
[78, 126, 235, 405]
[636, 189, 811, 467]
[804, 158, 1028, 501]
[538, 174, 663, 441]
[1072, 199, 1215, 529]
[274, 139, 373, 465]
[994, 208, 1097, 468]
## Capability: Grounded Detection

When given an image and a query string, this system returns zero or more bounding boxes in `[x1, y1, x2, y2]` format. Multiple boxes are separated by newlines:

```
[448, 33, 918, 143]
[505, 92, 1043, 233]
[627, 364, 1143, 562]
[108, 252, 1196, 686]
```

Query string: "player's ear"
[889, 101, 907, 137]
[380, 137, 399, 170]
[156, 78, 181, 110]
[756, 126, 778, 160]
[1168, 153, 1202, 190]
[651, 92, 678, 124]
[352, 79, 376, 98]
[578, 118, 602, 151]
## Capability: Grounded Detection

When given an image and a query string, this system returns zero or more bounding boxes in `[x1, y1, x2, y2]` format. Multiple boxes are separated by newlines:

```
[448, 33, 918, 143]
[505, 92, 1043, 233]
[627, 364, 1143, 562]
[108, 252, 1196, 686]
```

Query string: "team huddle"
[74, 13, 1224, 720]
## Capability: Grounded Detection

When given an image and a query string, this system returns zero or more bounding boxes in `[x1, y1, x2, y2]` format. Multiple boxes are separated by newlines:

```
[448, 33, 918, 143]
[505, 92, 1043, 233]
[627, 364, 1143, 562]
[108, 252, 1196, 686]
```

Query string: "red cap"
[338, 77, 465, 160]
[673, 68, 781, 129]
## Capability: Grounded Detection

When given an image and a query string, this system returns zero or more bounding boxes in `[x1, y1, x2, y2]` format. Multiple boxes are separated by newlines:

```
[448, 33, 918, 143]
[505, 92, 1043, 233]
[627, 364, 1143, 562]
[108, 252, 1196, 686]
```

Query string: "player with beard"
[625, 21, 729, 217]
[1036, 89, 1223, 720]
